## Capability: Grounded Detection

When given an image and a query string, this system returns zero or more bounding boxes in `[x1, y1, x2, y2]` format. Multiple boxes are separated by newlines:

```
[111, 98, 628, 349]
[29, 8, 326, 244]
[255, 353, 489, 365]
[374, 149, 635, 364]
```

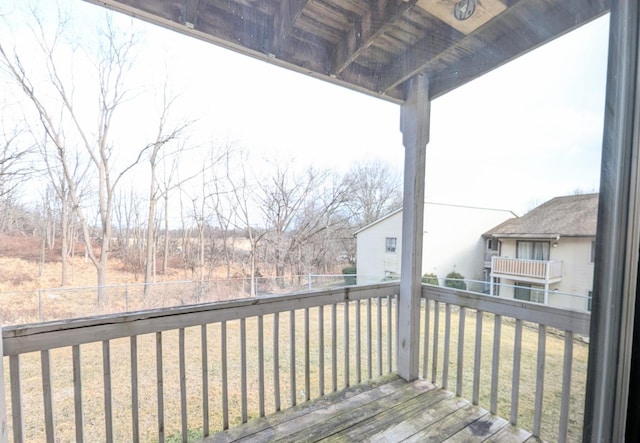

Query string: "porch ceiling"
[85, 0, 609, 104]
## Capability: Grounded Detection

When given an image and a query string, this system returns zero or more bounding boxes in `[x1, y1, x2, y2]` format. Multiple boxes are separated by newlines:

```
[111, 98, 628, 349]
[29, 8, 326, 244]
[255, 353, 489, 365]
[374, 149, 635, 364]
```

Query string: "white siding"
[494, 237, 595, 310]
[355, 212, 403, 285]
[355, 204, 515, 285]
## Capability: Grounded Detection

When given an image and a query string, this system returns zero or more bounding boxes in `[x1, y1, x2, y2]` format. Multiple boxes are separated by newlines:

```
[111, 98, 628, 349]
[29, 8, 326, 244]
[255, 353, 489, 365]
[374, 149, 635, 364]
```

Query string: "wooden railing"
[492, 256, 563, 280]
[1, 283, 590, 442]
[420, 285, 590, 443]
[0, 284, 399, 443]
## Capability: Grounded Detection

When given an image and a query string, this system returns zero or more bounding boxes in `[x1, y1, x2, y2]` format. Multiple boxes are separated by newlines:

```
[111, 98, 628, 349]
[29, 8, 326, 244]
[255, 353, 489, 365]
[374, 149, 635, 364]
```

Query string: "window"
[516, 241, 550, 261]
[385, 237, 397, 253]
[514, 283, 545, 303]
[587, 290, 593, 312]
[590, 240, 596, 263]
[487, 239, 499, 251]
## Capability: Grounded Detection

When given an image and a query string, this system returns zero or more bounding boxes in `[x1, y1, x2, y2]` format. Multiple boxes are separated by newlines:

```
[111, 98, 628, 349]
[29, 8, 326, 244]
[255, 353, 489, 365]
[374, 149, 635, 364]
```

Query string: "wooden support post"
[397, 73, 430, 381]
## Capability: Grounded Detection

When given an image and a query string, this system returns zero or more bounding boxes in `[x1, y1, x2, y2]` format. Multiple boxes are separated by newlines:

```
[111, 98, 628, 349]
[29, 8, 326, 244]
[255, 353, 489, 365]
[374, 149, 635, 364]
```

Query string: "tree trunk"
[60, 204, 68, 286]
[163, 194, 169, 275]
[144, 190, 156, 298]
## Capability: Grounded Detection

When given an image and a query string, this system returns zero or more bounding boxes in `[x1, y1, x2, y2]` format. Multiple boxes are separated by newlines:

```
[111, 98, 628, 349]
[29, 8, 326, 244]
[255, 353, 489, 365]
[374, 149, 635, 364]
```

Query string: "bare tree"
[142, 85, 191, 296]
[225, 147, 266, 296]
[113, 189, 145, 279]
[157, 146, 193, 276]
[0, 123, 33, 201]
[0, 10, 153, 303]
[343, 159, 403, 227]
[37, 127, 88, 285]
[256, 163, 349, 285]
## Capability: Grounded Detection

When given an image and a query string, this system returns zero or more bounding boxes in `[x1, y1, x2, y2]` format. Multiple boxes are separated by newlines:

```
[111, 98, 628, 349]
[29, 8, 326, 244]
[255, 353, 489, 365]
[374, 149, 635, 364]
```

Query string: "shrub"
[445, 271, 466, 290]
[342, 266, 357, 285]
[421, 273, 439, 285]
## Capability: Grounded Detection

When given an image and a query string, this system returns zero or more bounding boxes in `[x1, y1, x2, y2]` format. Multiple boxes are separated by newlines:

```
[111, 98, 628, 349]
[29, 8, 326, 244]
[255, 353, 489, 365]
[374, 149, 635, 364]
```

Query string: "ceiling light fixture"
[453, 0, 478, 21]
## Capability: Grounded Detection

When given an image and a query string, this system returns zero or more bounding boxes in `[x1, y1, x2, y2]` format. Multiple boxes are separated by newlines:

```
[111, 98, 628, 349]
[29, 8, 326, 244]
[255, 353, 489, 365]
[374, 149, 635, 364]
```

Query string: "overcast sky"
[2, 1, 610, 216]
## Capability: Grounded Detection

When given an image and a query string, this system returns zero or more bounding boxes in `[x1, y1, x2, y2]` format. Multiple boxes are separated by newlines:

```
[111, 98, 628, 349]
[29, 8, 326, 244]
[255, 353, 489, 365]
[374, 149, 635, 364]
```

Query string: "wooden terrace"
[206, 375, 537, 442]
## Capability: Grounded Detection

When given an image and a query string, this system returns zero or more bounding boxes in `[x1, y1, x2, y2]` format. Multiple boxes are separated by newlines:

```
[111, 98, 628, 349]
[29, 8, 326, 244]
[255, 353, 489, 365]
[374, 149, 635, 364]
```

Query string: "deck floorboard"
[202, 377, 539, 443]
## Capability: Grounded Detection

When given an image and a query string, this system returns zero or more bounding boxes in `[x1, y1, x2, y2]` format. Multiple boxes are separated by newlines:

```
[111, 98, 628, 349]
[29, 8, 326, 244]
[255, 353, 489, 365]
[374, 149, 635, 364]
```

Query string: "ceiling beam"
[271, 0, 311, 55]
[332, 0, 417, 75]
[377, 17, 462, 94]
[428, 0, 610, 98]
[379, 0, 609, 97]
[182, 0, 200, 28]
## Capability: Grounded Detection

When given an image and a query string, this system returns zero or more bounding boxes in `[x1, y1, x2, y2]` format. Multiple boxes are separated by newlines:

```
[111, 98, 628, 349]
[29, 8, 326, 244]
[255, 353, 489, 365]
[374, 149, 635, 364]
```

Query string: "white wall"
[355, 211, 402, 285]
[355, 204, 515, 285]
[494, 237, 595, 310]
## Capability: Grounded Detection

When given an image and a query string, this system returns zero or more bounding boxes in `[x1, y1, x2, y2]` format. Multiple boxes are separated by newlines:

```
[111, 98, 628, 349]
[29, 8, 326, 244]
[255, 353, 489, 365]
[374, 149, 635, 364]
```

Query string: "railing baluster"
[355, 300, 361, 384]
[240, 319, 248, 422]
[258, 315, 265, 417]
[0, 328, 5, 443]
[290, 310, 296, 406]
[221, 322, 229, 427]
[490, 314, 502, 415]
[422, 298, 430, 380]
[377, 297, 382, 376]
[443, 304, 451, 389]
[72, 345, 84, 443]
[344, 300, 350, 388]
[456, 307, 466, 397]
[472, 310, 483, 405]
[41, 349, 55, 443]
[332, 303, 337, 392]
[304, 308, 310, 402]
[387, 294, 392, 373]
[9, 355, 23, 443]
[511, 319, 523, 425]
[318, 306, 325, 396]
[558, 331, 574, 443]
[103, 340, 113, 442]
[179, 328, 188, 440]
[156, 332, 165, 443]
[431, 301, 440, 384]
[533, 325, 546, 436]
[367, 298, 372, 380]
[273, 313, 281, 412]
[131, 336, 140, 443]
[200, 325, 209, 435]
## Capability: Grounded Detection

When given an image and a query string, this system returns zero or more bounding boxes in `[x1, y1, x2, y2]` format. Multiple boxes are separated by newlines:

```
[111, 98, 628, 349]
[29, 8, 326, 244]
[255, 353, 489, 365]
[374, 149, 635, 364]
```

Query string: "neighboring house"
[484, 193, 598, 311]
[355, 202, 516, 286]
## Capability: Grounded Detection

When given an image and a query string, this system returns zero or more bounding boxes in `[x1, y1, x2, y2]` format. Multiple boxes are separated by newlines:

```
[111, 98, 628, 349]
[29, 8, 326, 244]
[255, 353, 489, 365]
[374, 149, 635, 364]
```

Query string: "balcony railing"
[0, 282, 589, 442]
[421, 285, 589, 442]
[492, 256, 563, 282]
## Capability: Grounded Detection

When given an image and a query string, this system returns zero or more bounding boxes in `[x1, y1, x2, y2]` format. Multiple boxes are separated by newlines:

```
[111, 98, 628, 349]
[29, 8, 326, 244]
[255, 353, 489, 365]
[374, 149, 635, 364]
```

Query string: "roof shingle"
[484, 193, 598, 238]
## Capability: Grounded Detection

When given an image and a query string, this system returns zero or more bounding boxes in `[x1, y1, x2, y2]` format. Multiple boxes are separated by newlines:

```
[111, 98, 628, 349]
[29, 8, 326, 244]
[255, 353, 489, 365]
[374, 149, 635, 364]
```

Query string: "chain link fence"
[0, 273, 589, 326]
[0, 274, 362, 326]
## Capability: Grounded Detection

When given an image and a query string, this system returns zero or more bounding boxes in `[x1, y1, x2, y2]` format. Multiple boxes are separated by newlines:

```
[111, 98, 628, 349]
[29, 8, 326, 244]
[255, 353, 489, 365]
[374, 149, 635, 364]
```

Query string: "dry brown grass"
[3, 302, 587, 443]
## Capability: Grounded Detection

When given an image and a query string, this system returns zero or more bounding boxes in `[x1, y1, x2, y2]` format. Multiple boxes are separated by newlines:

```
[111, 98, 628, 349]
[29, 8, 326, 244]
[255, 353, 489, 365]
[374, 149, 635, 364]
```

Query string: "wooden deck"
[204, 374, 541, 443]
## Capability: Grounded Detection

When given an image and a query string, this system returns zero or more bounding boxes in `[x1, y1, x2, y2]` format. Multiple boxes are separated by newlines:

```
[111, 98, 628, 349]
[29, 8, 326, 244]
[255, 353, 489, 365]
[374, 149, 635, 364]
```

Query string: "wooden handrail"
[421, 284, 590, 442]
[1, 283, 399, 442]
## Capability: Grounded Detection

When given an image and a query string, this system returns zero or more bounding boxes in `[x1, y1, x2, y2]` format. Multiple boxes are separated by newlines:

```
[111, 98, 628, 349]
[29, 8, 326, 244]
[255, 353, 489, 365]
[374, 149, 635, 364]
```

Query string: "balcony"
[491, 257, 563, 284]
[1, 283, 589, 442]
